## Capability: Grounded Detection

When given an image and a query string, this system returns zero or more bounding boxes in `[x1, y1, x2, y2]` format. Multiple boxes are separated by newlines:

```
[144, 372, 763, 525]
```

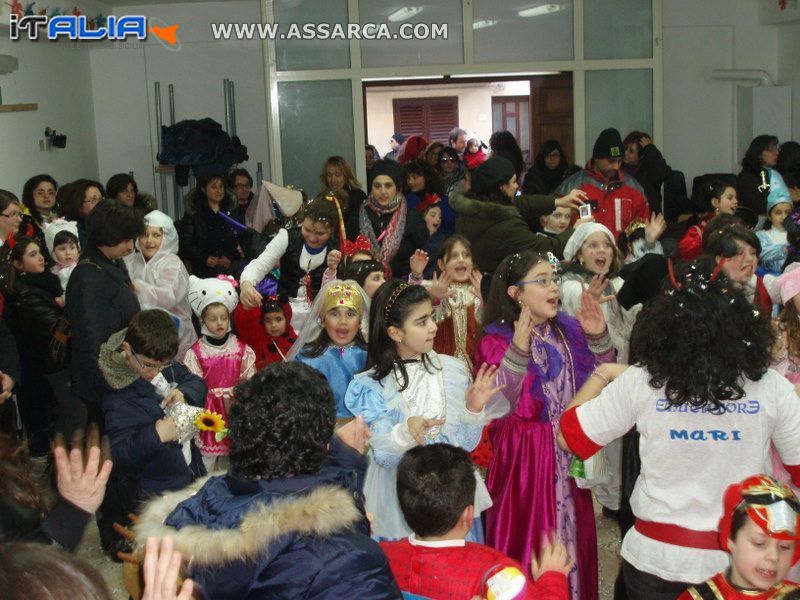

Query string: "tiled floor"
[77, 502, 623, 599]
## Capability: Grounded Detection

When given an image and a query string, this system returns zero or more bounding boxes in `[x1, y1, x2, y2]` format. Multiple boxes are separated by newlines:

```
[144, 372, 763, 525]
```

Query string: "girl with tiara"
[288, 279, 369, 426]
[185, 275, 256, 472]
[344, 280, 515, 541]
[476, 250, 614, 600]
[239, 191, 347, 331]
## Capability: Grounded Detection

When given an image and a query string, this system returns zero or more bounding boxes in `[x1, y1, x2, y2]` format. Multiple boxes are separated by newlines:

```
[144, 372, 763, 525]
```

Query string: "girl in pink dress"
[475, 251, 613, 600]
[773, 265, 800, 385]
[184, 275, 256, 472]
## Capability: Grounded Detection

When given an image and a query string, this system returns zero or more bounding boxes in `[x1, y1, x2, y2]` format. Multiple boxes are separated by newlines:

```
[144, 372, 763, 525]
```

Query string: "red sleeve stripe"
[560, 407, 603, 460]
[784, 463, 800, 488]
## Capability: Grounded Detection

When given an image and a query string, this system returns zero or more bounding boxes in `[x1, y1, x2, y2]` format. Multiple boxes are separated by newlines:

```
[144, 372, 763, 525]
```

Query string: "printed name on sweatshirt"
[655, 399, 760, 415]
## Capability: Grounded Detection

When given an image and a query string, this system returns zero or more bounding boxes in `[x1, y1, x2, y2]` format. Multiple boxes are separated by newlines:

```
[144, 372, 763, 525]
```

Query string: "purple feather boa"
[484, 313, 595, 421]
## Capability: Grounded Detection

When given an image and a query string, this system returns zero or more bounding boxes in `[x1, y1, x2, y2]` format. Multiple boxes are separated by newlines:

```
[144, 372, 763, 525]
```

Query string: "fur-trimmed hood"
[134, 475, 362, 566]
[182, 187, 238, 216]
[98, 328, 138, 390]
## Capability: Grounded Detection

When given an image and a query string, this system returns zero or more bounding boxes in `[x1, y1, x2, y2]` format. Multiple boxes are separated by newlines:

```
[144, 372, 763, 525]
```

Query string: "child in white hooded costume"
[124, 210, 197, 357]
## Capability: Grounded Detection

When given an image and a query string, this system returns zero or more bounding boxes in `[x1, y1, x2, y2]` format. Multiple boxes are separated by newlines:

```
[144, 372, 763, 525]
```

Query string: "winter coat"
[451, 191, 572, 274]
[737, 167, 779, 217]
[359, 202, 429, 279]
[4, 271, 64, 374]
[100, 329, 207, 508]
[65, 246, 141, 413]
[107, 192, 157, 214]
[624, 143, 671, 214]
[177, 190, 240, 277]
[555, 167, 649, 241]
[135, 437, 402, 599]
[522, 162, 580, 195]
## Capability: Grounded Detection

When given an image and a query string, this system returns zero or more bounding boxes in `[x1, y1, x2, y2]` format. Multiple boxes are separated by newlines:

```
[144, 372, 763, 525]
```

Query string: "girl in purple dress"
[475, 251, 613, 600]
[184, 275, 256, 472]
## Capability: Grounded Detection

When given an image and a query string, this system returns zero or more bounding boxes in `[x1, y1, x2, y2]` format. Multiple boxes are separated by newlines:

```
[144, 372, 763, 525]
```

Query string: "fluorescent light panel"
[473, 19, 499, 29]
[518, 4, 565, 18]
[388, 6, 423, 22]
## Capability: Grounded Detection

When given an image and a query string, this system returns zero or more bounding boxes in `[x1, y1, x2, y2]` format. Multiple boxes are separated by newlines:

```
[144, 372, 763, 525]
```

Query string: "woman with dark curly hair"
[19, 174, 58, 260]
[522, 140, 578, 195]
[134, 361, 401, 599]
[489, 130, 525, 183]
[402, 159, 455, 237]
[558, 258, 800, 598]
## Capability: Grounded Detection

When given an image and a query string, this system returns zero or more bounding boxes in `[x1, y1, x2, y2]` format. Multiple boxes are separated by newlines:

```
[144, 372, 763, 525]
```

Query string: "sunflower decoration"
[194, 410, 230, 441]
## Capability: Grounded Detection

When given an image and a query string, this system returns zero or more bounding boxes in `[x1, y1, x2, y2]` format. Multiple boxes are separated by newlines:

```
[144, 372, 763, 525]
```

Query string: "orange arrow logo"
[150, 24, 179, 45]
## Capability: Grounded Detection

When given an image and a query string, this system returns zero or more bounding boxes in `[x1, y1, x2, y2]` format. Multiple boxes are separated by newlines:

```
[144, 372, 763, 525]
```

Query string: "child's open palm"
[466, 364, 506, 413]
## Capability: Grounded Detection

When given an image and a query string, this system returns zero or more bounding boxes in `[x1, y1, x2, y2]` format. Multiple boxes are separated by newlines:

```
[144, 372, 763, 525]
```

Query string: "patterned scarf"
[359, 192, 407, 273]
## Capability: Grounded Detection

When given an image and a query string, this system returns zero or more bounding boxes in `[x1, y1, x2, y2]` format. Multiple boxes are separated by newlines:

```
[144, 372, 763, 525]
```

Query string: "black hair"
[729, 503, 750, 542]
[229, 362, 335, 480]
[261, 292, 289, 316]
[481, 251, 549, 330]
[0, 235, 37, 295]
[704, 223, 761, 258]
[622, 131, 649, 159]
[85, 201, 144, 248]
[124, 309, 178, 362]
[0, 543, 112, 600]
[105, 173, 137, 200]
[438, 146, 460, 166]
[302, 191, 346, 235]
[401, 159, 445, 197]
[489, 130, 525, 180]
[534, 139, 569, 171]
[59, 179, 106, 222]
[21, 174, 58, 224]
[344, 260, 384, 289]
[52, 230, 79, 249]
[367, 279, 436, 390]
[227, 167, 253, 189]
[741, 135, 779, 172]
[701, 214, 743, 253]
[694, 179, 734, 214]
[777, 141, 800, 177]
[629, 258, 773, 412]
[397, 444, 476, 537]
[784, 171, 800, 191]
[0, 189, 20, 214]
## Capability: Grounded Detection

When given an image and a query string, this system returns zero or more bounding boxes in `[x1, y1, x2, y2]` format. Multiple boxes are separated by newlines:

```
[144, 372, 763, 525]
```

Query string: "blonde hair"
[320, 156, 362, 191]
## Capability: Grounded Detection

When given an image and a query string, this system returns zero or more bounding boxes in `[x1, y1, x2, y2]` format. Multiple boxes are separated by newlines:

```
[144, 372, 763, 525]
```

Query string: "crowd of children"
[3, 135, 800, 600]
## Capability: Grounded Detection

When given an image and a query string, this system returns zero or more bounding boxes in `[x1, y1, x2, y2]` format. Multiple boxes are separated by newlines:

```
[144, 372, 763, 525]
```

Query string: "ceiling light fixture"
[517, 4, 565, 18]
[388, 7, 423, 22]
[473, 19, 499, 30]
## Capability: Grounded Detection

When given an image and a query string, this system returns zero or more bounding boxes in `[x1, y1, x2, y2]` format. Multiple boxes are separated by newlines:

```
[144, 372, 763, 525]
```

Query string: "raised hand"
[326, 249, 343, 272]
[469, 269, 483, 298]
[407, 416, 447, 446]
[239, 281, 263, 309]
[575, 291, 607, 337]
[409, 249, 429, 279]
[584, 274, 615, 304]
[512, 305, 534, 352]
[53, 424, 113, 514]
[555, 188, 588, 209]
[466, 364, 506, 413]
[530, 532, 574, 580]
[645, 212, 667, 245]
[142, 537, 195, 600]
[429, 271, 456, 301]
[0, 370, 13, 403]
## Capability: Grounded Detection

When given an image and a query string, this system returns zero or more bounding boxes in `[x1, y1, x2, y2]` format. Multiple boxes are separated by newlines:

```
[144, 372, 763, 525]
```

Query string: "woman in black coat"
[177, 173, 241, 277]
[737, 134, 782, 217]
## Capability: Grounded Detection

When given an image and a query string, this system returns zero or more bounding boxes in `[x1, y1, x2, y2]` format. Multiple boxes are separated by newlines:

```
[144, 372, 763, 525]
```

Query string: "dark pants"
[16, 359, 53, 456]
[622, 560, 692, 600]
[43, 368, 87, 441]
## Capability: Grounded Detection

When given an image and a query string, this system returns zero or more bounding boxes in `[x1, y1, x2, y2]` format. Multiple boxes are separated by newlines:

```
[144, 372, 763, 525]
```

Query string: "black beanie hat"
[368, 159, 403, 191]
[471, 156, 516, 196]
[592, 128, 624, 159]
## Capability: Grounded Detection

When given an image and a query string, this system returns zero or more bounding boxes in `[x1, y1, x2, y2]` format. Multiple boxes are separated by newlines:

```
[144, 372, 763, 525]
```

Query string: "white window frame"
[261, 0, 663, 185]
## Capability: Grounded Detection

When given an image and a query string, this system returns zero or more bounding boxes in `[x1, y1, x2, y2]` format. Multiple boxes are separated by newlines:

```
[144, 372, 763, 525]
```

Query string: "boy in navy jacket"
[101, 309, 206, 512]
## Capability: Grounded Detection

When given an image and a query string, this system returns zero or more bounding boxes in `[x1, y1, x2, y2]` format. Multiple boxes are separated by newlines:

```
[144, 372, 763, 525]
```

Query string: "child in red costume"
[381, 443, 570, 599]
[679, 474, 800, 599]
[233, 294, 297, 370]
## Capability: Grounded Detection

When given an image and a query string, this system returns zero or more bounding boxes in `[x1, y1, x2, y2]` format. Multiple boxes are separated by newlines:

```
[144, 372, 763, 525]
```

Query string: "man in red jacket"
[556, 128, 650, 242]
[381, 444, 571, 599]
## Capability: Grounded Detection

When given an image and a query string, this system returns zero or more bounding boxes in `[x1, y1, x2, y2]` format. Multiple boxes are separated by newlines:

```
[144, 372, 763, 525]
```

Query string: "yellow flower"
[194, 410, 226, 432]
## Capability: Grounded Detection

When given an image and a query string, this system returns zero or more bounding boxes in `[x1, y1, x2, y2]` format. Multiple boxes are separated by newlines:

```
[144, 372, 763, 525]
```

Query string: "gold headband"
[624, 217, 647, 238]
[384, 283, 410, 325]
[320, 283, 363, 316]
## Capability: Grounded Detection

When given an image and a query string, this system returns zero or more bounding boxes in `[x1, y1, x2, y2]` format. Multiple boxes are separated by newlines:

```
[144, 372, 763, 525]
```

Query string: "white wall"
[776, 20, 800, 140]
[662, 0, 780, 185]
[366, 81, 530, 157]
[91, 0, 268, 217]
[0, 36, 101, 196]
